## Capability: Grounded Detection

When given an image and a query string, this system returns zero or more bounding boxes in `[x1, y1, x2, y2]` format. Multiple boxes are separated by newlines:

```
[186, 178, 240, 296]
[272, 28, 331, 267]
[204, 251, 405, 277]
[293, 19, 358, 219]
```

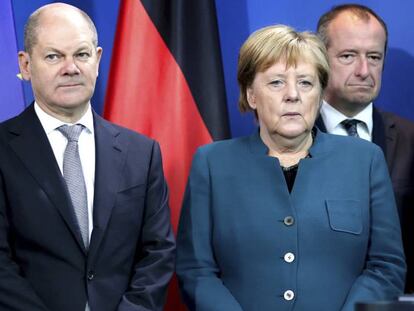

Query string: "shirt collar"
[320, 101, 373, 135]
[34, 102, 94, 135]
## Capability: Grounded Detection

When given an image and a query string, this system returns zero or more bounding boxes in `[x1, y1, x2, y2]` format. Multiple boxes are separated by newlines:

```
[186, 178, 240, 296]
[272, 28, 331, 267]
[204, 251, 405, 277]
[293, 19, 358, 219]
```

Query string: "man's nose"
[354, 57, 370, 78]
[61, 58, 81, 75]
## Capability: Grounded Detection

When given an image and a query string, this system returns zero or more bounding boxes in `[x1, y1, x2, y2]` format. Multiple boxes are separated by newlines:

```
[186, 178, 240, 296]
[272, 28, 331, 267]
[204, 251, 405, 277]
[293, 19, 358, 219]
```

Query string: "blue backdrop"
[0, 0, 25, 120]
[6, 0, 414, 137]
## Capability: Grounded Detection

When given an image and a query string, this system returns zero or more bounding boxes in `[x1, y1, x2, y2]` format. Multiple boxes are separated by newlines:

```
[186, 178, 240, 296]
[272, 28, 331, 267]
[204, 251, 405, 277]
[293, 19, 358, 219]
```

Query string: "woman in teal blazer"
[176, 25, 405, 311]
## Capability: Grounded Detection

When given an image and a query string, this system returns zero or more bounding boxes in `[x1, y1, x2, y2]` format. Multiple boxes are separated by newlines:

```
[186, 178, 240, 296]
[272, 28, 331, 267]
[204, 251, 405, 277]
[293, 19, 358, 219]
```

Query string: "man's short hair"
[317, 4, 388, 52]
[24, 5, 98, 54]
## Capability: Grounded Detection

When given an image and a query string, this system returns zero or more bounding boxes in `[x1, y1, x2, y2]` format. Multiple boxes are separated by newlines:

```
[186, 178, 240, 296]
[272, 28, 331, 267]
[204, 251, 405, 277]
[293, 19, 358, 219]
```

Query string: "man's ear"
[18, 51, 31, 81]
[95, 47, 103, 77]
[246, 87, 257, 109]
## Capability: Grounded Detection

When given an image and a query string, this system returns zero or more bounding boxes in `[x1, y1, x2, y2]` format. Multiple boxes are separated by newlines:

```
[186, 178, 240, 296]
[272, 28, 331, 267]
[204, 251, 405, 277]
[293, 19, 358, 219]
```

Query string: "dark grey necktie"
[58, 124, 89, 248]
[341, 119, 360, 137]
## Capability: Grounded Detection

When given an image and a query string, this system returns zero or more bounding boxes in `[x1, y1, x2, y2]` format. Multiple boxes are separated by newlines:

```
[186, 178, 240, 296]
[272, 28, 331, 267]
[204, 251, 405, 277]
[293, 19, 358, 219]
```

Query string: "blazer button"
[87, 271, 95, 281]
[284, 252, 295, 263]
[283, 290, 295, 301]
[284, 216, 294, 226]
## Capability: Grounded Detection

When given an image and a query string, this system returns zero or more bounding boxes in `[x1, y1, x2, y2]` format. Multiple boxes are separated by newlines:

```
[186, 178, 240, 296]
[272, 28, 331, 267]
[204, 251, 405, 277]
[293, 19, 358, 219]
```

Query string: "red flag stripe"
[104, 0, 213, 231]
[105, 1, 228, 309]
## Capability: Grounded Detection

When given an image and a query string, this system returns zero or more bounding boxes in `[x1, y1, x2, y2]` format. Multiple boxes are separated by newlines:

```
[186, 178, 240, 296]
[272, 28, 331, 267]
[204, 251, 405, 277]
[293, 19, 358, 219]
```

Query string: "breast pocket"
[325, 200, 362, 235]
[115, 183, 146, 214]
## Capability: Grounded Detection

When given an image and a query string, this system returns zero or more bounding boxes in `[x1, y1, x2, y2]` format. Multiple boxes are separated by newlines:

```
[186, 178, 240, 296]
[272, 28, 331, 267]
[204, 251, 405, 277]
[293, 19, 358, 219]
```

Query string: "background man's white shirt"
[320, 101, 373, 141]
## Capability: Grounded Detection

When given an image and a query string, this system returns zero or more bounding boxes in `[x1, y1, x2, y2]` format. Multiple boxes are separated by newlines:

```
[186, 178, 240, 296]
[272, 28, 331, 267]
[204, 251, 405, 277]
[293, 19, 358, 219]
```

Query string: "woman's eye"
[269, 80, 283, 87]
[299, 80, 312, 87]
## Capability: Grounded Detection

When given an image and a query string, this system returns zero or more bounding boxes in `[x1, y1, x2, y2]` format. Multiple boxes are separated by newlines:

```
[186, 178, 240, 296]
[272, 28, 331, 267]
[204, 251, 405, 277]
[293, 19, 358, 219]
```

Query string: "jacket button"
[284, 252, 295, 263]
[87, 271, 95, 281]
[283, 290, 295, 301]
[284, 216, 294, 226]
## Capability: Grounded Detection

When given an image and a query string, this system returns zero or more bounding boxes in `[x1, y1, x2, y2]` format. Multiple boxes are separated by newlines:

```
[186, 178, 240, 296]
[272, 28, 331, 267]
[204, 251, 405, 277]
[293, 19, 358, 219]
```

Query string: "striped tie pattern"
[58, 124, 89, 248]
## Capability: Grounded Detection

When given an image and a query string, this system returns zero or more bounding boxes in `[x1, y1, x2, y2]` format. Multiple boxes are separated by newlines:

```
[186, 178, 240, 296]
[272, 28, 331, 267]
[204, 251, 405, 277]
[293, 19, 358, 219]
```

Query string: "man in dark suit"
[316, 4, 414, 292]
[0, 3, 175, 310]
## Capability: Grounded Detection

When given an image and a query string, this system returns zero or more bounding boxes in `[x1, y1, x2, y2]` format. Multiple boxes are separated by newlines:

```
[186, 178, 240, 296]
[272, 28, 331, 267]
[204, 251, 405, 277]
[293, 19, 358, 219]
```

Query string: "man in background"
[316, 4, 414, 292]
[0, 3, 175, 310]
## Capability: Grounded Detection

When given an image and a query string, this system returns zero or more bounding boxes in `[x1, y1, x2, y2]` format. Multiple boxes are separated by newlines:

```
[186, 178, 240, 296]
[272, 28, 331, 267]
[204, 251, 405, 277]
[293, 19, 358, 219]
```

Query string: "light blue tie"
[58, 124, 89, 249]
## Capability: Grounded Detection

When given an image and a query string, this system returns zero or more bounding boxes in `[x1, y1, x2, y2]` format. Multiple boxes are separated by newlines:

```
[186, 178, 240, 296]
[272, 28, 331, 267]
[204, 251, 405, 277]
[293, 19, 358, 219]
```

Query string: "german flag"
[104, 0, 230, 309]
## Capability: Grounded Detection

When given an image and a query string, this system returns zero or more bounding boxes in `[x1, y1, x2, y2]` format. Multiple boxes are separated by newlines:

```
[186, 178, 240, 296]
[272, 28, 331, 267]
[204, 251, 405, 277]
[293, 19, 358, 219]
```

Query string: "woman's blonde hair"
[237, 25, 329, 113]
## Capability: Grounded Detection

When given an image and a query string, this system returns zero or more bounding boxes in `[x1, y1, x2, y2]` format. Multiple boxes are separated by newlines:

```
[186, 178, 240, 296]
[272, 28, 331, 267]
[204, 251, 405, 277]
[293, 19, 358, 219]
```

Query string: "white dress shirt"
[34, 102, 95, 241]
[320, 101, 373, 141]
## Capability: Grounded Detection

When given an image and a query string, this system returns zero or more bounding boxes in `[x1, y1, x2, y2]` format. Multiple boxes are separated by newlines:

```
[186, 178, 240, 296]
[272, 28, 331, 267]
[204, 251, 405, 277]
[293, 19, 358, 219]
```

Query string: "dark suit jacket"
[0, 104, 175, 311]
[177, 130, 405, 311]
[316, 107, 414, 292]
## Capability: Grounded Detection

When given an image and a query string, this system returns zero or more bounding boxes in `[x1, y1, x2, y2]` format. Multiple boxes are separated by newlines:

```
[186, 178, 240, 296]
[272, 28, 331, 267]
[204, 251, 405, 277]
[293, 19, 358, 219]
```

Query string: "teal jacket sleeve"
[176, 148, 243, 311]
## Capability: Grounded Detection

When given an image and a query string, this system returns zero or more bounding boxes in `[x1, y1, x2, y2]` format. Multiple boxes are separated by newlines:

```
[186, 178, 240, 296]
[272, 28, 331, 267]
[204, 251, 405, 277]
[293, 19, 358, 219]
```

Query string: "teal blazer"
[177, 129, 405, 311]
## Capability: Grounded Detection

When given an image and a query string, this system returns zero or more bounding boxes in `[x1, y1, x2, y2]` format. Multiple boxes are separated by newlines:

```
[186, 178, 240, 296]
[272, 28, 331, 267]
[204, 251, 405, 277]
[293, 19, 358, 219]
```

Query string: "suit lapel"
[315, 115, 327, 133]
[88, 113, 124, 263]
[7, 105, 87, 254]
[372, 108, 396, 170]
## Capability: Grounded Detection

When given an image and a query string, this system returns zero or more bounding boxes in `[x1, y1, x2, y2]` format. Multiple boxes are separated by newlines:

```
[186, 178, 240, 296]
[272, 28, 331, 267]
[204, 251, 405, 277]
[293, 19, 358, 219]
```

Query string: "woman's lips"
[283, 112, 300, 116]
